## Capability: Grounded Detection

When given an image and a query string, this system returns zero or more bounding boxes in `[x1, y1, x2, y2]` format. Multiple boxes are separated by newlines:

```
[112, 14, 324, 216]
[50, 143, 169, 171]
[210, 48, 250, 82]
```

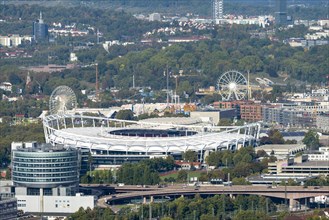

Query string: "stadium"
[43, 113, 261, 170]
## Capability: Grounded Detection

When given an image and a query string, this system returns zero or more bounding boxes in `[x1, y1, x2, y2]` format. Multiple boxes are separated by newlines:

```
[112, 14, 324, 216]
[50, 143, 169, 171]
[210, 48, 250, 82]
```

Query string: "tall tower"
[32, 11, 49, 42]
[275, 0, 287, 25]
[213, 0, 223, 21]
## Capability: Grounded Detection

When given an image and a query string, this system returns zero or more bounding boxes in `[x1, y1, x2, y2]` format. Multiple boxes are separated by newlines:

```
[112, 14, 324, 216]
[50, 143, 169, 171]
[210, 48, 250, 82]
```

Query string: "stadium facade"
[43, 114, 261, 171]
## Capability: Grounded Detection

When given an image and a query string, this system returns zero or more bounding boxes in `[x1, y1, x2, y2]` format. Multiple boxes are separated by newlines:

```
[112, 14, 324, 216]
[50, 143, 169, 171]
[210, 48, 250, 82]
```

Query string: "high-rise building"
[32, 12, 48, 42]
[213, 0, 223, 21]
[275, 0, 287, 25]
[11, 142, 94, 216]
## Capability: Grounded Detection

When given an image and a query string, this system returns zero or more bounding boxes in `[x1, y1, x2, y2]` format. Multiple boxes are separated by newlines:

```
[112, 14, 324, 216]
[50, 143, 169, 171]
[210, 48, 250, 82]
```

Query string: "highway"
[94, 184, 329, 208]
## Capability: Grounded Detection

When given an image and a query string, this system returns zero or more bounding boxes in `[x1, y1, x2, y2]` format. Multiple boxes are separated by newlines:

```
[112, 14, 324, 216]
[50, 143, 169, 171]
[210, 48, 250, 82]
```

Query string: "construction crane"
[172, 69, 199, 90]
[81, 63, 99, 101]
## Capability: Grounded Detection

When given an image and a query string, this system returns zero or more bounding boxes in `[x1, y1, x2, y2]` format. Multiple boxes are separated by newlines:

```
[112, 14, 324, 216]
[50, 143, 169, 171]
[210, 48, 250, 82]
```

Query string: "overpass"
[97, 185, 329, 210]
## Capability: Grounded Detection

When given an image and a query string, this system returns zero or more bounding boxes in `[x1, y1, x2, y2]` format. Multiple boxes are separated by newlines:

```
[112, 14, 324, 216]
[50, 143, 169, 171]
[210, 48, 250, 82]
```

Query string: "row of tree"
[116, 157, 176, 185]
[70, 194, 278, 220]
[81, 156, 176, 185]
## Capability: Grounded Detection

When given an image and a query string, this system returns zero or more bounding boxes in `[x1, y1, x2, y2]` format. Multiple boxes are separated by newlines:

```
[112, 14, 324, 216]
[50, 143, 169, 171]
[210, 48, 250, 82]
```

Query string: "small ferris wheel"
[217, 70, 248, 101]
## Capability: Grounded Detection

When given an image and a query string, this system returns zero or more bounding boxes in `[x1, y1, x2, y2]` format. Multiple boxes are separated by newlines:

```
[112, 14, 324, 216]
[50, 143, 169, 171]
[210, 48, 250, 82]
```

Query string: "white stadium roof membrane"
[43, 114, 261, 154]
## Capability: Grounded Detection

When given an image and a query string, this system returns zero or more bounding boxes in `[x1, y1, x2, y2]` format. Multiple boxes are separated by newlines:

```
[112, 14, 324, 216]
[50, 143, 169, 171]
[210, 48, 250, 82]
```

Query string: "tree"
[232, 177, 251, 185]
[177, 170, 188, 182]
[285, 139, 297, 144]
[115, 109, 134, 120]
[233, 210, 271, 220]
[256, 149, 268, 158]
[217, 119, 232, 126]
[183, 150, 197, 163]
[206, 151, 223, 167]
[260, 129, 285, 145]
[302, 130, 320, 150]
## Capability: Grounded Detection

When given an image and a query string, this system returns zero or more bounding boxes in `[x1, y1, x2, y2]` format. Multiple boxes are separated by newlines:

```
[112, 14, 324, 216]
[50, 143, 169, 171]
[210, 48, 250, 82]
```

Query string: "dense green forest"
[3, 0, 328, 19]
[0, 122, 45, 168]
[105, 36, 329, 91]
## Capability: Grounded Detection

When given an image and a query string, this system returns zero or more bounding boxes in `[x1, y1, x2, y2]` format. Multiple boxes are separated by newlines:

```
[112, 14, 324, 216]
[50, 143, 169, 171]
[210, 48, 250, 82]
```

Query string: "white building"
[0, 82, 12, 92]
[149, 13, 161, 22]
[308, 147, 329, 161]
[16, 193, 94, 215]
[223, 15, 273, 28]
[70, 52, 78, 62]
[0, 36, 11, 47]
[317, 114, 329, 133]
[0, 35, 32, 47]
[318, 19, 329, 27]
[9, 35, 22, 47]
[256, 144, 306, 159]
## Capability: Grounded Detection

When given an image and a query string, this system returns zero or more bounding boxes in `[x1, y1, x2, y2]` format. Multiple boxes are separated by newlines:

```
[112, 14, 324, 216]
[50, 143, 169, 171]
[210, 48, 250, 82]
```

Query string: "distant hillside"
[3, 0, 328, 19]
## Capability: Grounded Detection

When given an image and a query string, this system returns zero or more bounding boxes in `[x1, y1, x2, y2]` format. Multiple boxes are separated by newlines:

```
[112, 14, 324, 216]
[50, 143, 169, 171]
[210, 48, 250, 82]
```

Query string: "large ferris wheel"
[49, 86, 77, 115]
[217, 70, 248, 101]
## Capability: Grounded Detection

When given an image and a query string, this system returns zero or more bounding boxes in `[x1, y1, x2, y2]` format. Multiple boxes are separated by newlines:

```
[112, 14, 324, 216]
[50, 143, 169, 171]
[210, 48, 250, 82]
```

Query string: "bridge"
[95, 185, 329, 211]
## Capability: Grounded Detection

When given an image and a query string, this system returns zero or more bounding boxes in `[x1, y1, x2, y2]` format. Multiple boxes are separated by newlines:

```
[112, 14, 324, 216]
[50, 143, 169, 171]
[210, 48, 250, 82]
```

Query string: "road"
[96, 185, 329, 208]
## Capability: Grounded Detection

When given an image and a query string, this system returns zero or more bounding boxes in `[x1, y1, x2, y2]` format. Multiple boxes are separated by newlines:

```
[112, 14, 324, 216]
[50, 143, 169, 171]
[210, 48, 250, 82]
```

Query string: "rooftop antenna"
[39, 11, 43, 23]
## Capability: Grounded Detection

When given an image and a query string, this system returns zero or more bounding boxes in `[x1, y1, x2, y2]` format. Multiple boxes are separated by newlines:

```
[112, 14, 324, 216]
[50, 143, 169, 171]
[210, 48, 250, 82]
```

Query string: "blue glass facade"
[33, 22, 48, 41]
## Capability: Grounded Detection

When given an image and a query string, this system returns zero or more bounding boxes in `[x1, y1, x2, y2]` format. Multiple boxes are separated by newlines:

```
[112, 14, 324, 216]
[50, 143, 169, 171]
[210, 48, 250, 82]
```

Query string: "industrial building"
[262, 103, 327, 128]
[268, 155, 329, 176]
[255, 144, 306, 159]
[189, 109, 237, 125]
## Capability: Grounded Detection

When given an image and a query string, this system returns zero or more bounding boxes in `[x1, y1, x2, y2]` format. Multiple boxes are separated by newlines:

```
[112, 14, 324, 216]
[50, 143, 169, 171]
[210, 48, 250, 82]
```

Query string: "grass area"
[160, 170, 204, 181]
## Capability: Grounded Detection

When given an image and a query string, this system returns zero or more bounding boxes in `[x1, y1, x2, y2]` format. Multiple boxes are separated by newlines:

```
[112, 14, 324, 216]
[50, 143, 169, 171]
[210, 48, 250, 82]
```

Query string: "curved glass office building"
[12, 143, 79, 189]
